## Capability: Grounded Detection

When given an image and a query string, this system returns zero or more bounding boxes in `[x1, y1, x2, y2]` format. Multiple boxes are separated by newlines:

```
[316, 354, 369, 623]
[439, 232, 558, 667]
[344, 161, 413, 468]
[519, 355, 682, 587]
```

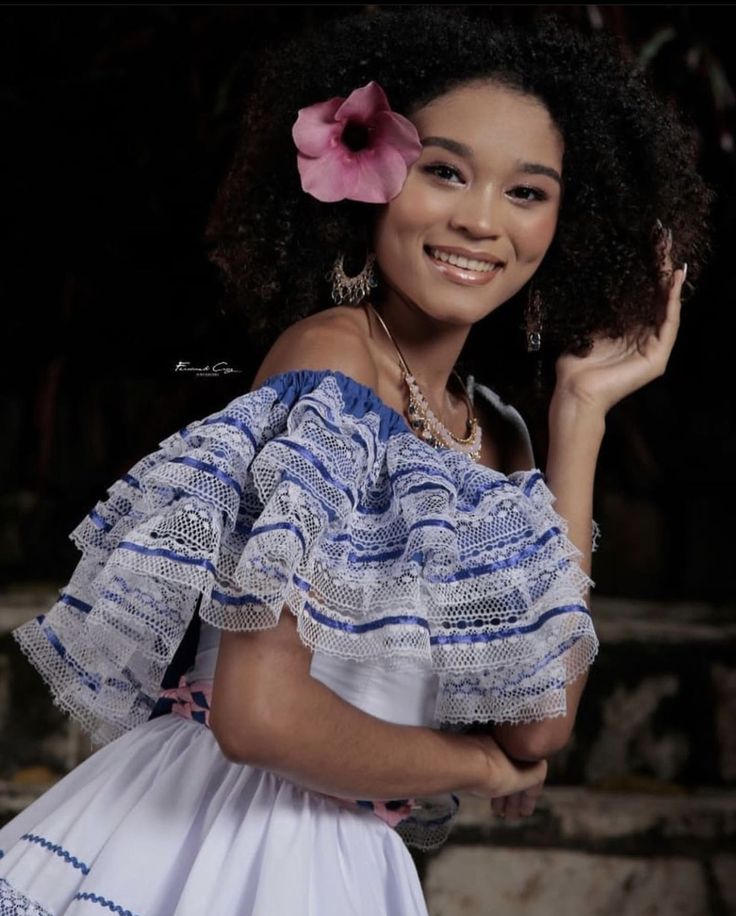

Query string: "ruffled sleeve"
[13, 369, 600, 746]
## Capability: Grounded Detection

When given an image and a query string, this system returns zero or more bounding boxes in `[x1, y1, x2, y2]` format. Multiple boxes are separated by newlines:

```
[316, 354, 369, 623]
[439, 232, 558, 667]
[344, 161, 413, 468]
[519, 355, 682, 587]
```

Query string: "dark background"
[1, 4, 734, 609]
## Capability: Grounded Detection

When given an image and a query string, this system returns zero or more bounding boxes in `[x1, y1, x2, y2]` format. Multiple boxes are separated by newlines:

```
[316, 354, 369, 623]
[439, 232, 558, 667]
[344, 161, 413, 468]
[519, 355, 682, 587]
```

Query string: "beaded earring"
[327, 251, 378, 305]
[525, 284, 543, 352]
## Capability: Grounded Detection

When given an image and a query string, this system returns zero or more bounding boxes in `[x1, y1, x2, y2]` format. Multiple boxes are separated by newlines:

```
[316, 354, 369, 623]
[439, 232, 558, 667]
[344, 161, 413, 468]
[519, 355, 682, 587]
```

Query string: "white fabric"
[0, 620, 433, 914]
[0, 715, 428, 915]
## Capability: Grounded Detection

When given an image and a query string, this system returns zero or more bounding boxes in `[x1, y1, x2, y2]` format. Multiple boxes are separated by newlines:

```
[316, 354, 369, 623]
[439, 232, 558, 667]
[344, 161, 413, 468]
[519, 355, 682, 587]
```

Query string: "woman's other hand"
[490, 778, 546, 821]
[463, 733, 549, 801]
[552, 227, 686, 417]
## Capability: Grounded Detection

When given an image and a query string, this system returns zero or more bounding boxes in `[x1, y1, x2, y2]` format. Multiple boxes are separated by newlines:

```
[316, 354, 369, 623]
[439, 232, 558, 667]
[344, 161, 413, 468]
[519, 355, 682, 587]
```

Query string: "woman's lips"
[424, 247, 503, 286]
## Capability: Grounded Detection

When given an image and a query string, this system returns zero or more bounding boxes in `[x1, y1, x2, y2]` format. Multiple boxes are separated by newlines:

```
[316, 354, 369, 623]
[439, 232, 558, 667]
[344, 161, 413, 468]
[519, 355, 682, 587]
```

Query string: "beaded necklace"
[367, 303, 483, 462]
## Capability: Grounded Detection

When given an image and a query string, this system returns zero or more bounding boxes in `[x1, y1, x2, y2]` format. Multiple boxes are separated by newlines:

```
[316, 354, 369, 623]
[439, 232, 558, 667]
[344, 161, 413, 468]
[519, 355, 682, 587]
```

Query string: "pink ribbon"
[159, 676, 212, 727]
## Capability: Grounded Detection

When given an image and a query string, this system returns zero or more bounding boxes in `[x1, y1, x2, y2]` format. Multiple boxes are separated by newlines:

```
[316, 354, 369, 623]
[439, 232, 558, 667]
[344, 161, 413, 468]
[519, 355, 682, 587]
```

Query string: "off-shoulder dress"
[0, 369, 600, 916]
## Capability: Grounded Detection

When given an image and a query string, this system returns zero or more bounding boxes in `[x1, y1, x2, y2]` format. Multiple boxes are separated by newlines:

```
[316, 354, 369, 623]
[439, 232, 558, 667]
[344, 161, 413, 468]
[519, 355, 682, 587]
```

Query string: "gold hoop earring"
[327, 251, 378, 305]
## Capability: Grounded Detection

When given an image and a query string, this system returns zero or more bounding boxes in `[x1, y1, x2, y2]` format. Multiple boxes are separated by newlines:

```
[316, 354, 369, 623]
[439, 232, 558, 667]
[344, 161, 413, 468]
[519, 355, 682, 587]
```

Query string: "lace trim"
[0, 880, 53, 916]
[13, 369, 600, 748]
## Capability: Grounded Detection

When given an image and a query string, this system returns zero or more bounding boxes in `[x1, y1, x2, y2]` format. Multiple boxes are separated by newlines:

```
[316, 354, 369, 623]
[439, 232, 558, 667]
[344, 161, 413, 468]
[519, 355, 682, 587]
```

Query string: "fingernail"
[682, 262, 688, 282]
[655, 218, 664, 233]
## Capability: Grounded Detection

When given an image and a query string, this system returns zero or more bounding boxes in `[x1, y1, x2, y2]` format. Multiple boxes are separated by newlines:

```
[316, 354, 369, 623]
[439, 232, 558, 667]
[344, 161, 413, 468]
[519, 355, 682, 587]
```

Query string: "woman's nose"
[449, 188, 500, 237]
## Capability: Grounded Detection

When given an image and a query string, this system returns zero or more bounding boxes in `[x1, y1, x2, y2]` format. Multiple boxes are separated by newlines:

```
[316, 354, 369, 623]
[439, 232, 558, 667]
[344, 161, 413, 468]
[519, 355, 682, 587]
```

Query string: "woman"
[0, 7, 713, 915]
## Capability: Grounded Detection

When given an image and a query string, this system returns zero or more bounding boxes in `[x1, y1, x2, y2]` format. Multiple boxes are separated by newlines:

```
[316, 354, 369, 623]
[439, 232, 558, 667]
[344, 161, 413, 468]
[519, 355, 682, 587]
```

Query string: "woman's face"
[372, 81, 564, 327]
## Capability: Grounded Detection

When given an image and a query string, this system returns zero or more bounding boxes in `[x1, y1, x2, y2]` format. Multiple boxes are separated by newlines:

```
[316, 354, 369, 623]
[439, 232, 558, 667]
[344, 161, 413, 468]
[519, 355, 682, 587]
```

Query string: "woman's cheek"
[514, 211, 558, 258]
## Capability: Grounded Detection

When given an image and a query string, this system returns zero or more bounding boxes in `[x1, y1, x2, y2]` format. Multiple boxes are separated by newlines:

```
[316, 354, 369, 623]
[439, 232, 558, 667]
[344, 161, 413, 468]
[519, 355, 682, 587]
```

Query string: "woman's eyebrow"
[517, 161, 563, 186]
[421, 136, 563, 186]
[421, 136, 474, 158]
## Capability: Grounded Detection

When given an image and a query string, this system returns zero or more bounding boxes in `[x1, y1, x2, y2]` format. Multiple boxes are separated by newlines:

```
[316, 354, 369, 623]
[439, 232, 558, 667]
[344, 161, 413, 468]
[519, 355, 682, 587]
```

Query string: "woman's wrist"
[548, 391, 607, 444]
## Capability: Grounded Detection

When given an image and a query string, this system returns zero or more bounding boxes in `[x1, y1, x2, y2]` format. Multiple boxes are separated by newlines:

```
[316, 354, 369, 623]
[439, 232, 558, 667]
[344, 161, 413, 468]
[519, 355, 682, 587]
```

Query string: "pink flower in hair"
[292, 81, 423, 204]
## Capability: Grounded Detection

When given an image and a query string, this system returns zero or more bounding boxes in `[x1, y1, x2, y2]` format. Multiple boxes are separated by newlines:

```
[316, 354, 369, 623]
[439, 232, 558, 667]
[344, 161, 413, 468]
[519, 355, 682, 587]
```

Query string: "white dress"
[0, 369, 600, 915]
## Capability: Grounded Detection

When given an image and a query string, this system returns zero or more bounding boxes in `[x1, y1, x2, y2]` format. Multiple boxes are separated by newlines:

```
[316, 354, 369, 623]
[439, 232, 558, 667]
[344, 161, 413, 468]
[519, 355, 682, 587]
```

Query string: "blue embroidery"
[430, 603, 590, 646]
[21, 833, 90, 874]
[427, 525, 563, 583]
[304, 600, 431, 635]
[58, 592, 93, 614]
[170, 455, 244, 498]
[191, 411, 259, 450]
[249, 520, 307, 553]
[117, 540, 219, 575]
[74, 891, 138, 916]
[35, 617, 100, 692]
[278, 438, 357, 507]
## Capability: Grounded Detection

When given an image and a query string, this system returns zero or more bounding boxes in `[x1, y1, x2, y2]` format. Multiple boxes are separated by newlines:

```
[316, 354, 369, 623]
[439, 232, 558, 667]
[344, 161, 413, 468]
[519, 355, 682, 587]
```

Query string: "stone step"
[415, 787, 736, 915]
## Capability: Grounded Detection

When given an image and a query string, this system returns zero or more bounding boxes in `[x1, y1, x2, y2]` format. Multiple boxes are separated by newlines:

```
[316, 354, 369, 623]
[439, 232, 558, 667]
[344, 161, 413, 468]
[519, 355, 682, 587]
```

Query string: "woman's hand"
[490, 779, 546, 821]
[552, 229, 686, 417]
[463, 732, 548, 801]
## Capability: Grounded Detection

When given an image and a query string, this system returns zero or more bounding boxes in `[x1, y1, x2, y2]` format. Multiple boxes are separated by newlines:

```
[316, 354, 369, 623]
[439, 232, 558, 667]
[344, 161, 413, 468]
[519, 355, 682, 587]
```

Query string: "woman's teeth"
[427, 247, 499, 273]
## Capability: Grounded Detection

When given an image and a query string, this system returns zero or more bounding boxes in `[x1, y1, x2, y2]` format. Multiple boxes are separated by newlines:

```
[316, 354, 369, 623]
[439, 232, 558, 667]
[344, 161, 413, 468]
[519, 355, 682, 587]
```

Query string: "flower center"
[341, 121, 371, 152]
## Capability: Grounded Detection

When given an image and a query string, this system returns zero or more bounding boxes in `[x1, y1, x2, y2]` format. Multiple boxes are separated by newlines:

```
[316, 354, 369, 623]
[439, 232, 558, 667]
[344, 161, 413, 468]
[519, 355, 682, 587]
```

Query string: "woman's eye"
[423, 164, 464, 183]
[510, 186, 548, 202]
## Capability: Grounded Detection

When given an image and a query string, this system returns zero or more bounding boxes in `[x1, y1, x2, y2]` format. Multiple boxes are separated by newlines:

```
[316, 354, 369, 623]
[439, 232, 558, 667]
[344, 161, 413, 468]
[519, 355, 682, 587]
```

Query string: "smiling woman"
[0, 6, 715, 916]
[206, 6, 712, 375]
[372, 82, 564, 339]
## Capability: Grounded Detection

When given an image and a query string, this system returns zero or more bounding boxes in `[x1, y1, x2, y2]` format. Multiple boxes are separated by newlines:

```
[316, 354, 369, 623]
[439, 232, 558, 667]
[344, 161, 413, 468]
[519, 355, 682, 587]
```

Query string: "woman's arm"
[491, 397, 605, 762]
[492, 258, 684, 763]
[210, 610, 547, 800]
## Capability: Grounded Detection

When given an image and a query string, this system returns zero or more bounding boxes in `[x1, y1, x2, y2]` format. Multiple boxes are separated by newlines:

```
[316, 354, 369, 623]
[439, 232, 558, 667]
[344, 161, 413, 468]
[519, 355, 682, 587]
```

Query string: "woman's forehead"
[411, 83, 564, 170]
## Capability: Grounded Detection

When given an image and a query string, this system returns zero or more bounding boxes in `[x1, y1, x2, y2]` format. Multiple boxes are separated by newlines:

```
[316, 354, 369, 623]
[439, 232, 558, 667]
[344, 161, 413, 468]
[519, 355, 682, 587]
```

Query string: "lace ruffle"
[13, 369, 600, 746]
[0, 879, 53, 916]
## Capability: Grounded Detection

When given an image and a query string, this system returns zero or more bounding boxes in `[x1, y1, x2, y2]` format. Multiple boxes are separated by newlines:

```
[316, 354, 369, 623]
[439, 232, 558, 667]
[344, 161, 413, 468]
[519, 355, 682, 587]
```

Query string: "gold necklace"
[367, 303, 482, 462]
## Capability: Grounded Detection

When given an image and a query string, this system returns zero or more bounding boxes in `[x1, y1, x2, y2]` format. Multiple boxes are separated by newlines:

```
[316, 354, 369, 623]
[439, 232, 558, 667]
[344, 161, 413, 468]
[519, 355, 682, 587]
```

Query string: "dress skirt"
[0, 715, 429, 916]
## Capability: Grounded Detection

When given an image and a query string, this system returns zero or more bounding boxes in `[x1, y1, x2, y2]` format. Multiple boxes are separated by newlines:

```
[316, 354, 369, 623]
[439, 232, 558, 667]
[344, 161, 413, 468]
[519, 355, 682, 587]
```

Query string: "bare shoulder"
[250, 306, 378, 392]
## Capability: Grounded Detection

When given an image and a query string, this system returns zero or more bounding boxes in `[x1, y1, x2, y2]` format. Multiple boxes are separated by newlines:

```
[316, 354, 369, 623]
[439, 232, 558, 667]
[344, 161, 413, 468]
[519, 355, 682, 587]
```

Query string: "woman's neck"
[368, 295, 472, 410]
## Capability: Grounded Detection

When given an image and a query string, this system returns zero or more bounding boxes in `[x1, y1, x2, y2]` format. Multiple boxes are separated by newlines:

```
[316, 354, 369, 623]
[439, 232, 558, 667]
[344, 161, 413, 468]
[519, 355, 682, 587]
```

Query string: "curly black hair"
[203, 6, 715, 401]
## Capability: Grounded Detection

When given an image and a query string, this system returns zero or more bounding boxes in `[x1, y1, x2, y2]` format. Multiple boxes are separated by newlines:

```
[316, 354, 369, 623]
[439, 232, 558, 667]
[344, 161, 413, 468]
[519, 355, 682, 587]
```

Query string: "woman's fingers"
[518, 792, 538, 817]
[648, 223, 684, 362]
[490, 781, 545, 820]
[660, 225, 674, 278]
[656, 266, 684, 344]
[504, 792, 523, 820]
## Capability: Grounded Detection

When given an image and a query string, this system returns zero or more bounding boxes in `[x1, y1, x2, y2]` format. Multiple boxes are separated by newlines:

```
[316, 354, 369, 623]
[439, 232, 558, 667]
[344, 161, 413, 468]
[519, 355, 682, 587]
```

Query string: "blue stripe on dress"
[74, 891, 139, 916]
[21, 833, 90, 875]
[431, 604, 590, 646]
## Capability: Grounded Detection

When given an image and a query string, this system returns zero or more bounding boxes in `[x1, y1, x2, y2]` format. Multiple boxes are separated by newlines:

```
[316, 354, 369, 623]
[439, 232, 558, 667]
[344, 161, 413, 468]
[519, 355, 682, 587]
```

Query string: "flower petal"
[292, 97, 344, 157]
[296, 149, 351, 203]
[343, 145, 411, 203]
[373, 110, 424, 166]
[335, 81, 391, 123]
